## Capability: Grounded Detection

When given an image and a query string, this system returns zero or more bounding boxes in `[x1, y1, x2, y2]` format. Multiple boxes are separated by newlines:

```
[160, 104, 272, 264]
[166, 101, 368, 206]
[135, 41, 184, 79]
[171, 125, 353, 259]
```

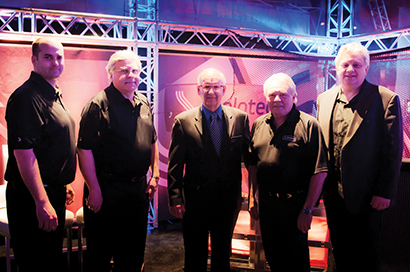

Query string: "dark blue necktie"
[209, 112, 222, 155]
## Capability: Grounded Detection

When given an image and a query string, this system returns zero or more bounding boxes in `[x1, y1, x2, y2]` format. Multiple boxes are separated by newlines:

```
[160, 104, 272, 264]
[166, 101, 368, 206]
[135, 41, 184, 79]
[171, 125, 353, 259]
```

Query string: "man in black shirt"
[249, 73, 328, 271]
[77, 50, 159, 272]
[5, 37, 76, 272]
[317, 42, 403, 272]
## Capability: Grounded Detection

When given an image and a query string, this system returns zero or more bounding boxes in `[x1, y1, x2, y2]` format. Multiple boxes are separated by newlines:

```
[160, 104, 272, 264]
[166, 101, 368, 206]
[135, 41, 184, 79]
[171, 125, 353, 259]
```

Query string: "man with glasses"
[77, 50, 159, 271]
[168, 68, 250, 272]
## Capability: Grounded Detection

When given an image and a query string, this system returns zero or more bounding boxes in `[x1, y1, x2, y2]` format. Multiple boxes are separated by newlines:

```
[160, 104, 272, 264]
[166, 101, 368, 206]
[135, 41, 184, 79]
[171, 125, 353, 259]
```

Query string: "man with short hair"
[168, 68, 250, 272]
[77, 50, 159, 272]
[317, 42, 403, 272]
[5, 37, 76, 272]
[249, 73, 328, 271]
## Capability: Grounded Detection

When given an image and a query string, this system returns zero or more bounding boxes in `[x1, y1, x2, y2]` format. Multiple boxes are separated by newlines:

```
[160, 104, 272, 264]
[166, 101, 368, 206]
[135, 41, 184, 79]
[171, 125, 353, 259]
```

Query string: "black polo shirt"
[77, 83, 157, 180]
[5, 72, 76, 186]
[250, 105, 328, 193]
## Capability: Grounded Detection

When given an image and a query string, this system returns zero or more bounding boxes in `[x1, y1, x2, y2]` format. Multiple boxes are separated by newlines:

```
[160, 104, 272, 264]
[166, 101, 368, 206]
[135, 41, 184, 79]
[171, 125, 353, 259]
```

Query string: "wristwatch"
[302, 207, 312, 215]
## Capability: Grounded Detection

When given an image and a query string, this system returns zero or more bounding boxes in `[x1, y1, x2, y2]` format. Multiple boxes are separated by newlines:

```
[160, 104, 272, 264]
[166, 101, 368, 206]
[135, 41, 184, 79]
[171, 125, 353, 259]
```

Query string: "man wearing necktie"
[168, 68, 250, 272]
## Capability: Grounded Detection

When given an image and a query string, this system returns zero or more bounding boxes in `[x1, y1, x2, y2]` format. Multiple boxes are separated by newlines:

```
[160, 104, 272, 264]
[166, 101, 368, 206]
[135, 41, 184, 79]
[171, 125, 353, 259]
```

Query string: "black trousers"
[258, 193, 310, 272]
[324, 191, 383, 272]
[6, 182, 67, 272]
[84, 177, 149, 272]
[182, 187, 241, 272]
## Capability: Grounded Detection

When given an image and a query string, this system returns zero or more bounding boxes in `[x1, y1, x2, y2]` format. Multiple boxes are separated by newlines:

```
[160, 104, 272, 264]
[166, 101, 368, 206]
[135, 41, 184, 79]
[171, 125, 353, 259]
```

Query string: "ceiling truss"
[0, 7, 409, 58]
[1, 6, 409, 108]
[368, 0, 391, 31]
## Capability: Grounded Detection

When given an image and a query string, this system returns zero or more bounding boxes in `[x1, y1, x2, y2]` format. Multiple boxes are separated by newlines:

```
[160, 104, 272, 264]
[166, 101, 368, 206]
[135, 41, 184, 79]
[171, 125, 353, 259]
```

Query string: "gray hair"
[335, 42, 370, 67]
[106, 50, 142, 77]
[263, 73, 297, 100]
[197, 68, 226, 86]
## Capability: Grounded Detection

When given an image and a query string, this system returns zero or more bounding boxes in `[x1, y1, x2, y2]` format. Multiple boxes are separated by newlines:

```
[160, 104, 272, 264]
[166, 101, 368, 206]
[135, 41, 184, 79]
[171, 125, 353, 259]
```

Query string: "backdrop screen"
[156, 52, 410, 189]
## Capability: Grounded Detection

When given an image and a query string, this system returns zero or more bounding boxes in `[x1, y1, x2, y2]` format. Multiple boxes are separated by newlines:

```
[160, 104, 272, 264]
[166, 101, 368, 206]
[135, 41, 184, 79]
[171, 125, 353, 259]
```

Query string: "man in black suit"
[168, 68, 250, 272]
[317, 42, 403, 272]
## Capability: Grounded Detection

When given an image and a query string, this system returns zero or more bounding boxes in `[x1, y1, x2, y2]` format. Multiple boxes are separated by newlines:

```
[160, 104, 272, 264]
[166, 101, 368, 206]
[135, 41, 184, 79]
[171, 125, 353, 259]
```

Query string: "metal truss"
[128, 0, 156, 19]
[327, 0, 353, 38]
[368, 0, 391, 31]
[0, 8, 136, 44]
[1, 6, 409, 58]
[158, 22, 341, 57]
[157, 21, 410, 57]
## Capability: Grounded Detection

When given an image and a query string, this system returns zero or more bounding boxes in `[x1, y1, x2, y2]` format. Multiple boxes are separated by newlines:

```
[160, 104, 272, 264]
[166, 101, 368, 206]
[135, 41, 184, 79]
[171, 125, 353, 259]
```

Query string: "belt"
[267, 190, 305, 199]
[100, 172, 146, 183]
[9, 180, 66, 190]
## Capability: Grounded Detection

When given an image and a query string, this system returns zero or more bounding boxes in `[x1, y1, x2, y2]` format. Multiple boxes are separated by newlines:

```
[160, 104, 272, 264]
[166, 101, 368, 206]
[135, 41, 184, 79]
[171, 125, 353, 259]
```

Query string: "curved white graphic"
[175, 90, 194, 111]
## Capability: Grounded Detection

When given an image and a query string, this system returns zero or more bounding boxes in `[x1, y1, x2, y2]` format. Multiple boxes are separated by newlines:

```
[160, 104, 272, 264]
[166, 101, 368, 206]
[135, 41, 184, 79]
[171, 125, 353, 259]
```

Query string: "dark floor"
[0, 219, 326, 272]
[1, 219, 409, 272]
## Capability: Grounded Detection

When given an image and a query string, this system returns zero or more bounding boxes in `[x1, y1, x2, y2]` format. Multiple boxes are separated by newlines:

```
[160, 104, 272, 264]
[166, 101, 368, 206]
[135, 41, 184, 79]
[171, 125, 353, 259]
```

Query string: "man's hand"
[77, 148, 103, 213]
[169, 204, 185, 219]
[297, 211, 312, 234]
[66, 184, 75, 205]
[86, 187, 103, 213]
[36, 200, 58, 232]
[370, 196, 391, 211]
[145, 177, 158, 201]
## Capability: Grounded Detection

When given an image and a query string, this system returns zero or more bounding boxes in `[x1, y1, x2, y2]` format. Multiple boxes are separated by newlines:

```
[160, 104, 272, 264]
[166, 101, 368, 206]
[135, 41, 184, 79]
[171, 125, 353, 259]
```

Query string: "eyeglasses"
[200, 85, 224, 92]
[114, 69, 140, 75]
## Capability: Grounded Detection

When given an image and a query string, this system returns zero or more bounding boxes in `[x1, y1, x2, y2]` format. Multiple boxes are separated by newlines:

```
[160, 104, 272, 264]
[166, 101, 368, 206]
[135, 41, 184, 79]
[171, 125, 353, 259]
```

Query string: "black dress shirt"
[77, 83, 157, 180]
[330, 88, 361, 197]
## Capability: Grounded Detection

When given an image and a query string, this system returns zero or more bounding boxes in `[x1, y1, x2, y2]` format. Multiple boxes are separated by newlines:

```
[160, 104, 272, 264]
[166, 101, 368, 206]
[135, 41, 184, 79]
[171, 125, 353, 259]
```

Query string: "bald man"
[5, 37, 76, 272]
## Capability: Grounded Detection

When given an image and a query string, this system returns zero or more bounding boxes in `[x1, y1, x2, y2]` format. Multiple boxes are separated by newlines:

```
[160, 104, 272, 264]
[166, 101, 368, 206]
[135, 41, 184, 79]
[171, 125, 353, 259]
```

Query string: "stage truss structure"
[1, 4, 409, 228]
[1, 6, 410, 89]
[0, 6, 409, 77]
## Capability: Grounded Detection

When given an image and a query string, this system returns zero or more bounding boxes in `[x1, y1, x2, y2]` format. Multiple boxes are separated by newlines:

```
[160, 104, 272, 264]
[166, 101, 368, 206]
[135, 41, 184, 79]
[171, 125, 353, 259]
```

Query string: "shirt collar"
[202, 104, 222, 121]
[267, 104, 299, 126]
[106, 83, 139, 105]
[30, 71, 61, 101]
[337, 86, 362, 106]
[336, 87, 344, 102]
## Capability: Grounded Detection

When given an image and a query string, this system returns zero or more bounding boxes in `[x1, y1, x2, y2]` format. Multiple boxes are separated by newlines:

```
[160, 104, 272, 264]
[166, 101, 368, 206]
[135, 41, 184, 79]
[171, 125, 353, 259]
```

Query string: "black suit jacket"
[317, 80, 403, 213]
[168, 105, 250, 210]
